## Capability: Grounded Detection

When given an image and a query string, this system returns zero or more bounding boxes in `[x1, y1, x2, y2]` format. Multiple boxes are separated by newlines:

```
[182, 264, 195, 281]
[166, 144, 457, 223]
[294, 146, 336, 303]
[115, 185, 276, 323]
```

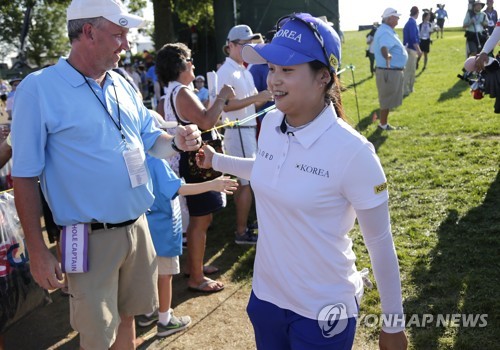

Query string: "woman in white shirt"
[198, 13, 407, 350]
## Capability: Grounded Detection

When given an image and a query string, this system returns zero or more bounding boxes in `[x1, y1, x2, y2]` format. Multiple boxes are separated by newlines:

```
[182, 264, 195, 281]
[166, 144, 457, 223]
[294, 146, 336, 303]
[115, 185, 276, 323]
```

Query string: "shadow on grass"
[355, 108, 389, 152]
[406, 170, 500, 349]
[437, 78, 470, 102]
[344, 74, 374, 90]
[355, 108, 378, 133]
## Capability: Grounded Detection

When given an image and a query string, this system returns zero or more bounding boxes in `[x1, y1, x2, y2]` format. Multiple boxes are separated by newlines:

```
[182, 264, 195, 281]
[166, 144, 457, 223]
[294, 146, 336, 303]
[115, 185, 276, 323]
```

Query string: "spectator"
[6, 78, 22, 120]
[484, 0, 498, 35]
[137, 63, 149, 98]
[193, 75, 209, 107]
[198, 12, 407, 349]
[125, 63, 142, 96]
[155, 42, 235, 293]
[10, 1, 202, 349]
[0, 79, 8, 107]
[417, 12, 433, 70]
[373, 8, 408, 130]
[476, 20, 500, 111]
[146, 62, 161, 107]
[217, 25, 273, 243]
[113, 64, 141, 95]
[366, 23, 379, 76]
[464, 1, 488, 57]
[403, 6, 423, 97]
[435, 4, 449, 38]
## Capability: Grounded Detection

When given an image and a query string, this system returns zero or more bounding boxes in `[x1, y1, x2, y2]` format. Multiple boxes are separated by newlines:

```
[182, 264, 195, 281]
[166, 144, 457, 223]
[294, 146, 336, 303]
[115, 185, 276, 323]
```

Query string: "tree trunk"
[152, 0, 175, 50]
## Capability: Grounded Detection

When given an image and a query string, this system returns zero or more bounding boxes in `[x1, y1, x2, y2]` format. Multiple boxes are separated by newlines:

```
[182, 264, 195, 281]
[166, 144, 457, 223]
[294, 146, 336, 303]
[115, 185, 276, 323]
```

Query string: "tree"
[26, 2, 70, 66]
[0, 0, 70, 67]
[129, 0, 214, 50]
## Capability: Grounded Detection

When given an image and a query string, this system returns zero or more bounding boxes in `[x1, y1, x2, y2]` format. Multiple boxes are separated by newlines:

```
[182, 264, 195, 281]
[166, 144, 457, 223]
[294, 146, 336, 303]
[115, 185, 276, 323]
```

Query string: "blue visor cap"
[242, 13, 341, 72]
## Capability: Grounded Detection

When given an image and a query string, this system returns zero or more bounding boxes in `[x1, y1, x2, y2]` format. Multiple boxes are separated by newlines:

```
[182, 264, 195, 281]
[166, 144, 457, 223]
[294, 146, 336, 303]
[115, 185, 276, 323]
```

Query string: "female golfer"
[198, 13, 407, 349]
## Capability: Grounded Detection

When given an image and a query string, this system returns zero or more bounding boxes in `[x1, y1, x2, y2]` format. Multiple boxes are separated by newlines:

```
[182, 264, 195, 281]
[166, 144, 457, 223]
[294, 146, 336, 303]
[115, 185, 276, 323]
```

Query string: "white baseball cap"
[227, 25, 260, 42]
[195, 75, 205, 81]
[67, 0, 146, 28]
[381, 8, 402, 19]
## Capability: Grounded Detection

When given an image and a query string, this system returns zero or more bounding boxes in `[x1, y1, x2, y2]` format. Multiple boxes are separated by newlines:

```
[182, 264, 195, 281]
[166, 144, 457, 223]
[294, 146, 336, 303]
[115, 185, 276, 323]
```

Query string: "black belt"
[226, 125, 257, 129]
[377, 67, 404, 71]
[91, 218, 138, 231]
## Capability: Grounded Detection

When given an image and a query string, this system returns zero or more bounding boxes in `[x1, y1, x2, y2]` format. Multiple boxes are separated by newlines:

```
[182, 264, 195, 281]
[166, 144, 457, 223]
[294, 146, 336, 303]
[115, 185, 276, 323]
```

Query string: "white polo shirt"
[250, 104, 389, 320]
[216, 57, 258, 126]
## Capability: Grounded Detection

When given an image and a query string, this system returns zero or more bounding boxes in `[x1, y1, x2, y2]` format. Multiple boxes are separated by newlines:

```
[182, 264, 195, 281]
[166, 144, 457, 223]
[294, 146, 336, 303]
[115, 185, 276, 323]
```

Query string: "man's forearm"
[148, 133, 177, 159]
[224, 95, 256, 112]
[13, 177, 46, 253]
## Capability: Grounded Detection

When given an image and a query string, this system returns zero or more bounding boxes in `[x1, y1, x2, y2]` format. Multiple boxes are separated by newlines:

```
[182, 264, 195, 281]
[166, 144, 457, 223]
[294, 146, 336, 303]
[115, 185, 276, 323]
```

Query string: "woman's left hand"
[379, 330, 407, 350]
[196, 144, 216, 169]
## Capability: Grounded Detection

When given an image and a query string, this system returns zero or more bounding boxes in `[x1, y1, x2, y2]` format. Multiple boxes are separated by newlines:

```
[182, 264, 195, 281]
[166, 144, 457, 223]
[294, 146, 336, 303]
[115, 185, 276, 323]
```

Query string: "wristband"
[171, 138, 183, 153]
[217, 97, 228, 105]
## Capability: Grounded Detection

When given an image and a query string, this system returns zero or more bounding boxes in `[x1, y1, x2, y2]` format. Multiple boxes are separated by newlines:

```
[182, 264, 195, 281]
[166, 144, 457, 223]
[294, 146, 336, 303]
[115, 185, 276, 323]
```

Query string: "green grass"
[339, 27, 500, 349]
[204, 27, 499, 349]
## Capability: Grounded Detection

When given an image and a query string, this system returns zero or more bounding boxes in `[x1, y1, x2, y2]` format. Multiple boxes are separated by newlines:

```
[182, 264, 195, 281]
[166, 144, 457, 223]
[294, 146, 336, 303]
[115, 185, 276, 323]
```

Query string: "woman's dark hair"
[155, 43, 191, 85]
[309, 60, 346, 121]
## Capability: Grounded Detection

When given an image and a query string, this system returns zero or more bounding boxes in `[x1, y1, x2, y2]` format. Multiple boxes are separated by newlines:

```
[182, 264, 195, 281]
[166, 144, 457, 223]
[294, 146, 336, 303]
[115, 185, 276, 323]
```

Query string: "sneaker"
[156, 314, 192, 337]
[378, 123, 396, 131]
[235, 229, 258, 245]
[136, 310, 158, 327]
[247, 221, 258, 234]
[247, 221, 258, 231]
[384, 124, 397, 131]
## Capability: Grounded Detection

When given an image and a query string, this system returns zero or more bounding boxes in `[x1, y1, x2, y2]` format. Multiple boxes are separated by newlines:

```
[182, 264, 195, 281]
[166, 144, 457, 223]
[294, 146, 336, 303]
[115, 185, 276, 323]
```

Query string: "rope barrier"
[201, 104, 276, 134]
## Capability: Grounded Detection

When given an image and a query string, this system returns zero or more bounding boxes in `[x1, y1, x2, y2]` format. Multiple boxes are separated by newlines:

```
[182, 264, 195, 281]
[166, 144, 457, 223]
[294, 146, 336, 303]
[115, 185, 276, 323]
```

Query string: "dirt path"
[3, 272, 256, 350]
[3, 216, 379, 349]
[4, 276, 378, 350]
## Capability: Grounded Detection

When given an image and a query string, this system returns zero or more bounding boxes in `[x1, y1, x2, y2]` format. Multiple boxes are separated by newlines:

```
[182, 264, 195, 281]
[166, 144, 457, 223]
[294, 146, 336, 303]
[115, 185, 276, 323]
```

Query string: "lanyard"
[66, 60, 126, 142]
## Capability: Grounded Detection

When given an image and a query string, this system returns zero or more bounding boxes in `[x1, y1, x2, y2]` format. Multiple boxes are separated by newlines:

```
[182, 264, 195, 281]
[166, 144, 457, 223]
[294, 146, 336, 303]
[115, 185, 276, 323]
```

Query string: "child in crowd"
[418, 12, 433, 70]
[136, 150, 238, 337]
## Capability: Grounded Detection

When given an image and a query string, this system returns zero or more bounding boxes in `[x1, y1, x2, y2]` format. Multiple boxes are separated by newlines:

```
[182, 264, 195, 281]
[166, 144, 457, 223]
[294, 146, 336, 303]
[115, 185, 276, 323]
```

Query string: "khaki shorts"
[223, 127, 257, 186]
[158, 255, 180, 275]
[376, 69, 404, 110]
[67, 215, 158, 350]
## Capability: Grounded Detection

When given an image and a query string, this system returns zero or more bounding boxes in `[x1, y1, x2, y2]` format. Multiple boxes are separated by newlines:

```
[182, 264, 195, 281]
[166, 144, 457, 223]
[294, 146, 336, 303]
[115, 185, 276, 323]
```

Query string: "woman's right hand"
[196, 144, 216, 169]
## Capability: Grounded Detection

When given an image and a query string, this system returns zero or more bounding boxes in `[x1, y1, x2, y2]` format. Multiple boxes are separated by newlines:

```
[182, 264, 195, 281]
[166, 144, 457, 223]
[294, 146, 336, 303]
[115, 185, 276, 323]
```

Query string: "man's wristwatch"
[171, 138, 183, 153]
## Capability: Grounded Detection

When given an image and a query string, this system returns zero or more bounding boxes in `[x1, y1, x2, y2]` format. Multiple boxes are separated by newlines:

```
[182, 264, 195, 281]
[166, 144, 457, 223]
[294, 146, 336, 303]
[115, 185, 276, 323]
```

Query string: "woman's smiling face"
[267, 62, 325, 122]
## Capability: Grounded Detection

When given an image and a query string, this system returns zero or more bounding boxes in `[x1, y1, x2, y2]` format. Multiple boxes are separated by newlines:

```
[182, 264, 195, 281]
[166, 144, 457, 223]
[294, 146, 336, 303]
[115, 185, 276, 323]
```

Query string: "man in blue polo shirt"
[10, 0, 201, 349]
[373, 8, 408, 130]
[403, 6, 423, 97]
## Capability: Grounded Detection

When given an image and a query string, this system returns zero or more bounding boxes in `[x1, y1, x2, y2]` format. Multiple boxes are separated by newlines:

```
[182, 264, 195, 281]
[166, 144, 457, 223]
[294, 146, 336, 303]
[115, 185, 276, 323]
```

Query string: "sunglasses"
[276, 14, 334, 72]
[185, 57, 194, 63]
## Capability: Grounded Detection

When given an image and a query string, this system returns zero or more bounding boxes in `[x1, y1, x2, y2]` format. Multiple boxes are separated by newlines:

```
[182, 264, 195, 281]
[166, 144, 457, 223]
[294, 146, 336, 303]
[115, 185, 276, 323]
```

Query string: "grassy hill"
[337, 27, 499, 349]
